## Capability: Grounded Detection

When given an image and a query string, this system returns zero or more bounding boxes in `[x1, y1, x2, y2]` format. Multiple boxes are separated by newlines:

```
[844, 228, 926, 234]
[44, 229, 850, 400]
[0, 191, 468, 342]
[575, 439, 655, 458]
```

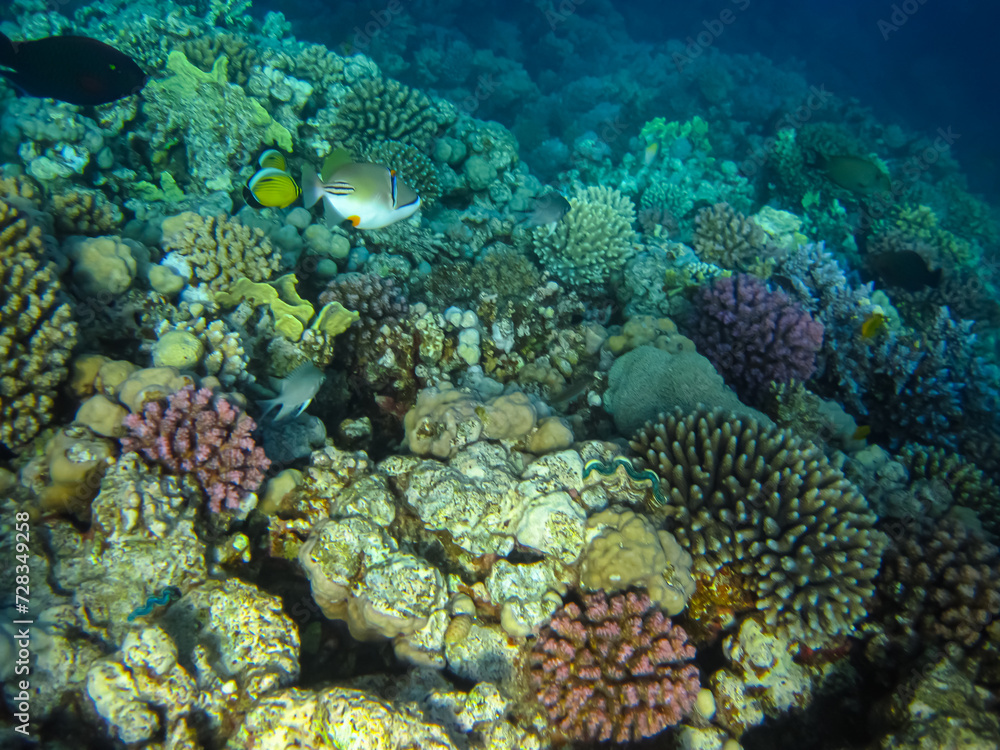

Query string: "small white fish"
[259, 362, 326, 421]
[302, 147, 420, 230]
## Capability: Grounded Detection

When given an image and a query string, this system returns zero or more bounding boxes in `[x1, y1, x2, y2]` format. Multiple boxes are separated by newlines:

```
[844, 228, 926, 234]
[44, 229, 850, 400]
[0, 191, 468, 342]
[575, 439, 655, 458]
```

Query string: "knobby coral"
[530, 589, 699, 743]
[689, 273, 824, 406]
[632, 408, 887, 646]
[120, 385, 270, 513]
[0, 200, 78, 450]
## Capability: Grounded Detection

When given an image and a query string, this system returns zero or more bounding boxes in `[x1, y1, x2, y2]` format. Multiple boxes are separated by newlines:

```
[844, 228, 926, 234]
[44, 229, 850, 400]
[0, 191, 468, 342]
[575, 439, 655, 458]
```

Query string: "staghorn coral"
[688, 273, 824, 407]
[52, 188, 124, 236]
[529, 589, 700, 744]
[0, 201, 78, 451]
[524, 185, 636, 292]
[632, 408, 887, 646]
[870, 517, 1000, 658]
[329, 77, 448, 152]
[160, 212, 279, 297]
[120, 385, 270, 513]
[692, 202, 768, 271]
[361, 139, 441, 206]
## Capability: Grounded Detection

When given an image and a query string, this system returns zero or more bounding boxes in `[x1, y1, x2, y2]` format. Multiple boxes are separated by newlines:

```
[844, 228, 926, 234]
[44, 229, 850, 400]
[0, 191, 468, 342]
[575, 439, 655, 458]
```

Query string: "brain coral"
[631, 408, 887, 646]
[526, 185, 636, 291]
[0, 200, 78, 451]
[160, 212, 279, 297]
[689, 273, 824, 407]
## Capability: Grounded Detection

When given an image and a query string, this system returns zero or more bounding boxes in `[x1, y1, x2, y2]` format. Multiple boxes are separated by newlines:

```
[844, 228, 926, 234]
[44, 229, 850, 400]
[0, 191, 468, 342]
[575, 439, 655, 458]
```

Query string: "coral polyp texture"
[0, 200, 78, 451]
[525, 185, 637, 291]
[120, 385, 270, 513]
[871, 517, 1000, 658]
[688, 273, 824, 406]
[631, 408, 887, 646]
[330, 77, 449, 151]
[529, 589, 700, 744]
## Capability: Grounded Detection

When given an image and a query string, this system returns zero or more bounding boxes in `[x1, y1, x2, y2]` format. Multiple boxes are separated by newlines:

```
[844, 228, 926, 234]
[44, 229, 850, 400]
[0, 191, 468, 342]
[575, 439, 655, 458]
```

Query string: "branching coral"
[688, 273, 824, 407]
[692, 202, 768, 271]
[329, 77, 450, 152]
[52, 189, 124, 236]
[160, 212, 279, 298]
[120, 385, 270, 513]
[529, 589, 699, 743]
[0, 201, 78, 451]
[871, 517, 1000, 658]
[631, 408, 887, 646]
[524, 185, 636, 292]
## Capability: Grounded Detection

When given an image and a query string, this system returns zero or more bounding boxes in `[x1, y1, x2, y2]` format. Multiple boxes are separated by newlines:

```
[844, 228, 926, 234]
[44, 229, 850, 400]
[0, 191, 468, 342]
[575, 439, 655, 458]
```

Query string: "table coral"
[632, 408, 887, 647]
[529, 589, 700, 743]
[0, 200, 78, 451]
[688, 273, 824, 407]
[120, 385, 270, 513]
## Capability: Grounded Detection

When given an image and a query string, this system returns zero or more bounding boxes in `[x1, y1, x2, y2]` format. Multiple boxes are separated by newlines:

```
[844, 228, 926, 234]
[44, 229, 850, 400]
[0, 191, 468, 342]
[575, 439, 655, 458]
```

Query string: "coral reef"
[688, 273, 824, 407]
[692, 202, 769, 271]
[361, 139, 442, 206]
[632, 408, 887, 646]
[0, 200, 78, 451]
[120, 385, 270, 513]
[524, 185, 636, 291]
[529, 589, 700, 743]
[159, 212, 279, 298]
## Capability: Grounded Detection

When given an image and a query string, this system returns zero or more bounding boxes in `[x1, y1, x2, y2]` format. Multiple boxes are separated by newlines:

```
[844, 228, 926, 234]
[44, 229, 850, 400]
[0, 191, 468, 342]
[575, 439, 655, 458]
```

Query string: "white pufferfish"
[302, 147, 421, 230]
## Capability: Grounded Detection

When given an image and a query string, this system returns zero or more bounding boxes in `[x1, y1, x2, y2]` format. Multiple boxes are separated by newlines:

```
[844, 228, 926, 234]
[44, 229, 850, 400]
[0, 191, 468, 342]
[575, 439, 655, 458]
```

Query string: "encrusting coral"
[0, 200, 78, 451]
[160, 212, 279, 298]
[120, 385, 270, 513]
[631, 408, 887, 646]
[529, 589, 700, 743]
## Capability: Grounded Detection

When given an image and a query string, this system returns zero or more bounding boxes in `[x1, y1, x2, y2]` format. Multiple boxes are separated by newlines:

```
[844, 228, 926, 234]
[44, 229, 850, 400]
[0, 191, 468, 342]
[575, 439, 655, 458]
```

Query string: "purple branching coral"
[689, 273, 824, 406]
[529, 589, 700, 744]
[121, 385, 271, 513]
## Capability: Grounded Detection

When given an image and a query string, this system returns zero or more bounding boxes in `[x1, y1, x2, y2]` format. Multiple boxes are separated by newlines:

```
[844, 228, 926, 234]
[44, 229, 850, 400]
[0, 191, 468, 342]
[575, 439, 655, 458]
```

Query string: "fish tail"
[301, 163, 323, 208]
[0, 32, 16, 68]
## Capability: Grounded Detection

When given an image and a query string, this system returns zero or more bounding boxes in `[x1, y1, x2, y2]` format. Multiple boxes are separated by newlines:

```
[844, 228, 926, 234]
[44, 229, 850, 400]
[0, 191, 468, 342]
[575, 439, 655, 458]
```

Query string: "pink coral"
[530, 589, 700, 743]
[121, 385, 270, 512]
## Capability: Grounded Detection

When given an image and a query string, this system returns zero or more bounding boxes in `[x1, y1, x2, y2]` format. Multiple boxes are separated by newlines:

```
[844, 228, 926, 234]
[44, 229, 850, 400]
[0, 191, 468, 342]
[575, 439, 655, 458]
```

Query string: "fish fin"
[321, 147, 354, 181]
[242, 185, 264, 209]
[301, 163, 323, 208]
[258, 397, 279, 418]
[347, 215, 362, 227]
[0, 32, 15, 69]
[257, 149, 287, 171]
[295, 399, 312, 418]
[323, 196, 347, 226]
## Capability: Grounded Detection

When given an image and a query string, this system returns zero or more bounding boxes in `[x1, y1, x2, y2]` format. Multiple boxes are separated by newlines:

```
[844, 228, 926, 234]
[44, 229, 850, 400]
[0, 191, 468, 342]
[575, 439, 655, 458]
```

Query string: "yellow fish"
[861, 312, 887, 338]
[302, 147, 420, 230]
[852, 425, 871, 440]
[644, 141, 659, 166]
[244, 149, 301, 209]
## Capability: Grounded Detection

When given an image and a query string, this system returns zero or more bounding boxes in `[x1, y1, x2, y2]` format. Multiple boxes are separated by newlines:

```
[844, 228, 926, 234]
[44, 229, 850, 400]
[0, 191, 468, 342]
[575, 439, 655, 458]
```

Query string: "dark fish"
[513, 192, 571, 227]
[815, 155, 891, 195]
[0, 31, 147, 105]
[867, 250, 942, 292]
